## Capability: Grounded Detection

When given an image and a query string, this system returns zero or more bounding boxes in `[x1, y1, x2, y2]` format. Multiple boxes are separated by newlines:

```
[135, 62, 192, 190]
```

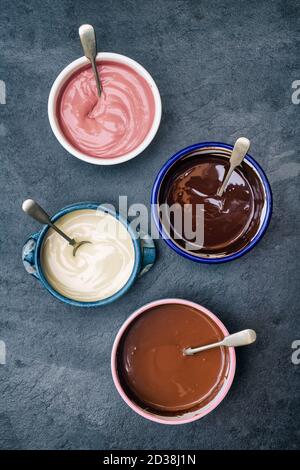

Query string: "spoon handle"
[184, 340, 222, 355]
[91, 58, 102, 97]
[22, 199, 75, 245]
[217, 164, 234, 197]
[217, 137, 250, 196]
[229, 137, 250, 167]
[222, 329, 257, 347]
[184, 329, 256, 356]
[22, 199, 52, 225]
[79, 24, 102, 97]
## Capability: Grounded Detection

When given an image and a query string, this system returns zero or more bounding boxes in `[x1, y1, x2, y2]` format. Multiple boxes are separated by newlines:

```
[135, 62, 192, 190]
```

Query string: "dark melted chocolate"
[159, 153, 265, 256]
[117, 304, 230, 416]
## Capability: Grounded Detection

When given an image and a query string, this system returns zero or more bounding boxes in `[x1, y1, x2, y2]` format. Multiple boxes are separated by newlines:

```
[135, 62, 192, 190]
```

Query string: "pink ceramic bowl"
[111, 298, 236, 425]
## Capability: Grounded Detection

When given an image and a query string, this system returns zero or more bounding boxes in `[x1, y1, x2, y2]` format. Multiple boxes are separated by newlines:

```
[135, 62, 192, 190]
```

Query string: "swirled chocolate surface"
[158, 152, 265, 256]
[117, 303, 230, 415]
[57, 61, 155, 159]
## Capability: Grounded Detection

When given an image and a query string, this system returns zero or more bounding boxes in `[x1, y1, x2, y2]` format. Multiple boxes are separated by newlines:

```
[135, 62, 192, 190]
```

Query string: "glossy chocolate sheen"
[117, 304, 230, 415]
[158, 152, 265, 256]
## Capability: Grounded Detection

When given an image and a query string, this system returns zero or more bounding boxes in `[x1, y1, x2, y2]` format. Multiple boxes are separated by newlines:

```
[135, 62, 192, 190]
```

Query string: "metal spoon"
[184, 329, 256, 356]
[22, 199, 91, 256]
[79, 24, 102, 97]
[217, 137, 251, 197]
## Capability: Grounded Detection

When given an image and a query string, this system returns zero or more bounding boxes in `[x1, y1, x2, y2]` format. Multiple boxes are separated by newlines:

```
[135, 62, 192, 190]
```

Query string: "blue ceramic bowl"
[151, 142, 272, 264]
[22, 202, 156, 307]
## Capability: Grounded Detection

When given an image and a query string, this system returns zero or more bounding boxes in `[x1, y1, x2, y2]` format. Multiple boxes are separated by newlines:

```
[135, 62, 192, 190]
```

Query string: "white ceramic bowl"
[48, 52, 162, 165]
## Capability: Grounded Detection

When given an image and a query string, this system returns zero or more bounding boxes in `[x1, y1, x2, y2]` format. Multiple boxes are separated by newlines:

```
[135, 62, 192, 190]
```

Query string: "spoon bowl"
[72, 240, 91, 256]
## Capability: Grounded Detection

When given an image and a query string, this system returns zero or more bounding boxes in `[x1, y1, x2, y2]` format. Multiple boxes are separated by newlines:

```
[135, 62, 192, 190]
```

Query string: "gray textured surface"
[0, 0, 299, 450]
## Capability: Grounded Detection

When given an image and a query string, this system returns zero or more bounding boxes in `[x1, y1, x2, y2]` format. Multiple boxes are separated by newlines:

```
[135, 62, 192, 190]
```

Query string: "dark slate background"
[0, 0, 299, 450]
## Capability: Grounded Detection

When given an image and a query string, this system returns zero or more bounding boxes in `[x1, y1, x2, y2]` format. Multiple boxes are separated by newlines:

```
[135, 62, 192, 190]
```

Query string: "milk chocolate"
[117, 303, 230, 416]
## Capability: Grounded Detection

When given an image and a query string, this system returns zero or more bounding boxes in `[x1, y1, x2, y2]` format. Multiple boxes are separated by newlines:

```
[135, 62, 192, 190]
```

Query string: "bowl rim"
[48, 52, 162, 165]
[111, 298, 236, 425]
[151, 141, 273, 263]
[33, 202, 141, 307]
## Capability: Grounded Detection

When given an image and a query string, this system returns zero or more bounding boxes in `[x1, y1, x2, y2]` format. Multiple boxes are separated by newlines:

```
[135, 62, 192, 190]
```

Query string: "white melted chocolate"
[41, 209, 135, 302]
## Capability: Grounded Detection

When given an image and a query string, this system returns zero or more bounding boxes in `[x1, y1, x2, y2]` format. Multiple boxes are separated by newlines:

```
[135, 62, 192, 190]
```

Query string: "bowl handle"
[139, 233, 156, 277]
[22, 232, 40, 280]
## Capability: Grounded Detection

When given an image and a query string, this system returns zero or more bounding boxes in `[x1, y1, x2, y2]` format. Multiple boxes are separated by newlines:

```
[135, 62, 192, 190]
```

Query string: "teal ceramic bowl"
[22, 202, 156, 307]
